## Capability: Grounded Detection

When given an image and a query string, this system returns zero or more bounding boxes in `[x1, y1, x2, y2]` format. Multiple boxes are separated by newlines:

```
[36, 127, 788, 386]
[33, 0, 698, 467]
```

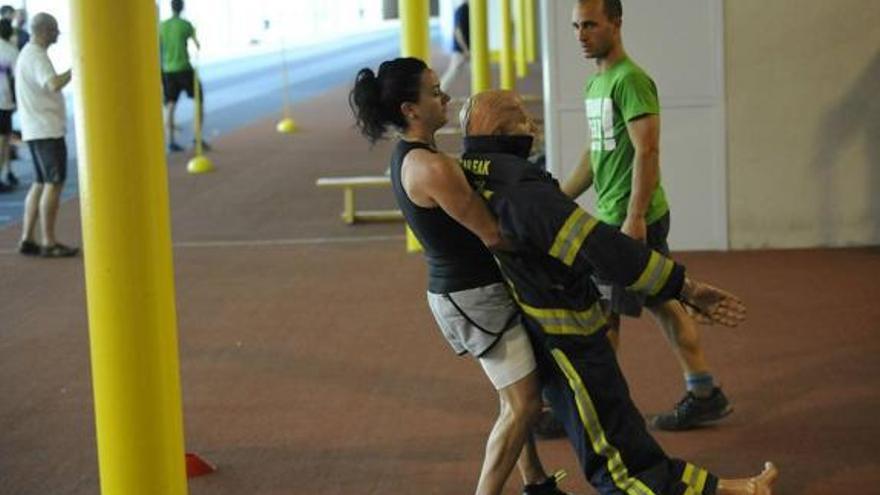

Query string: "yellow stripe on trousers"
[550, 349, 657, 495]
[681, 463, 710, 494]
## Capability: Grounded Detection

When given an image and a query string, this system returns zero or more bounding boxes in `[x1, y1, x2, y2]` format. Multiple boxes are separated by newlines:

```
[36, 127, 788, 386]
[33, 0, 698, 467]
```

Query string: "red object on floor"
[185, 453, 216, 478]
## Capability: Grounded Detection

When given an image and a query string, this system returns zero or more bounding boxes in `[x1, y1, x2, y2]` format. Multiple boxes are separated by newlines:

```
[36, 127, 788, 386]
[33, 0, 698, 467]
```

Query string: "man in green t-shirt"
[159, 0, 208, 152]
[561, 0, 731, 431]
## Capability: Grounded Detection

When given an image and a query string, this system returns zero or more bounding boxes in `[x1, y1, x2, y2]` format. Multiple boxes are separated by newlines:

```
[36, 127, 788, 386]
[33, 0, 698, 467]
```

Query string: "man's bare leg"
[39, 183, 62, 246]
[476, 371, 545, 495]
[718, 463, 778, 495]
[21, 182, 43, 242]
[649, 300, 710, 376]
[648, 300, 732, 430]
[0, 135, 10, 181]
[165, 102, 179, 148]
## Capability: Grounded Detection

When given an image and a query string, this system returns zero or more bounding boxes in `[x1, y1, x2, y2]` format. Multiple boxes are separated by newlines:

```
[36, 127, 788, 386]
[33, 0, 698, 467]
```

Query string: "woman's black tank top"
[389, 139, 502, 293]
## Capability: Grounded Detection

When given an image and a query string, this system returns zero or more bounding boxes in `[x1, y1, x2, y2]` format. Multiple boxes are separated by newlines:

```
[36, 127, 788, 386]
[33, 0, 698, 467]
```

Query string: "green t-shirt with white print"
[584, 57, 668, 226]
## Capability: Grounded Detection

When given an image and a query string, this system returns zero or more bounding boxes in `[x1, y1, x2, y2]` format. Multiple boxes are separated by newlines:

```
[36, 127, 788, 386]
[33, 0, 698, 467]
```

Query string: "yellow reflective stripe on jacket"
[628, 251, 674, 296]
[681, 463, 710, 494]
[549, 208, 599, 266]
[550, 349, 657, 495]
[481, 189, 494, 200]
[507, 284, 606, 336]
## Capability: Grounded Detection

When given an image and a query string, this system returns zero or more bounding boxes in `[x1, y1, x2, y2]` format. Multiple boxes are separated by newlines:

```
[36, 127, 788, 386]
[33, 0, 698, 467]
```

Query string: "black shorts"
[0, 110, 12, 135]
[27, 138, 67, 184]
[595, 212, 671, 317]
[161, 69, 203, 104]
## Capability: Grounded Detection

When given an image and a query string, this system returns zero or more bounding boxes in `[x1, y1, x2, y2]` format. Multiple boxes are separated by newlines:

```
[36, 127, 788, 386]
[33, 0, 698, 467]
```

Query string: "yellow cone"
[276, 117, 297, 134]
[187, 155, 215, 174]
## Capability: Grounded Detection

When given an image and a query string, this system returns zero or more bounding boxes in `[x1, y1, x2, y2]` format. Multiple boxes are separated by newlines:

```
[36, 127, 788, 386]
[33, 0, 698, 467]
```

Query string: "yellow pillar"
[399, 0, 430, 253]
[525, 0, 537, 63]
[499, 0, 515, 90]
[399, 0, 430, 62]
[70, 2, 187, 494]
[469, 0, 491, 92]
[515, 0, 528, 78]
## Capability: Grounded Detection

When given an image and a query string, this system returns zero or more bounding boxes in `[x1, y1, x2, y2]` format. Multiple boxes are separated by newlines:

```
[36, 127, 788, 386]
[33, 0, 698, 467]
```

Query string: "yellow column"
[515, 0, 528, 78]
[499, 0, 515, 90]
[469, 0, 491, 92]
[399, 0, 430, 253]
[70, 2, 187, 494]
[399, 0, 430, 62]
[525, 0, 537, 63]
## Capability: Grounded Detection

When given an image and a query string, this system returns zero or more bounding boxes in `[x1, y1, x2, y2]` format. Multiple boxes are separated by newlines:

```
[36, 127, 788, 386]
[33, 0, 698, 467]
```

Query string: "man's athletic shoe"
[523, 470, 570, 495]
[40, 243, 79, 258]
[168, 142, 184, 152]
[18, 239, 41, 256]
[650, 387, 732, 431]
[5, 171, 18, 186]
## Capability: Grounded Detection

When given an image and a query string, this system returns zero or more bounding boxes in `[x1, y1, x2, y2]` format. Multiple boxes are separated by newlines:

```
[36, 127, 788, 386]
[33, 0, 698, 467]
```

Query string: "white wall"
[540, 0, 727, 251]
[725, 0, 880, 249]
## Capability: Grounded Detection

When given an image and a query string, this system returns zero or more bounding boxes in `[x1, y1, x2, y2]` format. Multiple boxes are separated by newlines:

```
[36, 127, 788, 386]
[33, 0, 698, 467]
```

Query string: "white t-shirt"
[0, 39, 17, 111]
[15, 42, 66, 140]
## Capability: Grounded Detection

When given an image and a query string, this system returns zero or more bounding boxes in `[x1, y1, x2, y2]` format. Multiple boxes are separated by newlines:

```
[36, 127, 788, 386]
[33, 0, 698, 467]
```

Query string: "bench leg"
[342, 187, 355, 224]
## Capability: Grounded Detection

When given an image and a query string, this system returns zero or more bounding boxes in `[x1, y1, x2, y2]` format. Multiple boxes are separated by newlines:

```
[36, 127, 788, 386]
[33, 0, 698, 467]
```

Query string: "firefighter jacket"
[460, 135, 686, 339]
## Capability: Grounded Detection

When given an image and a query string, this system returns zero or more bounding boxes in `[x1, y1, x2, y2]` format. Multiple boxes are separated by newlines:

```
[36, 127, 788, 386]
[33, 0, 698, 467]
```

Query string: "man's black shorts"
[27, 138, 67, 184]
[162, 69, 203, 104]
[0, 109, 12, 135]
[595, 212, 672, 317]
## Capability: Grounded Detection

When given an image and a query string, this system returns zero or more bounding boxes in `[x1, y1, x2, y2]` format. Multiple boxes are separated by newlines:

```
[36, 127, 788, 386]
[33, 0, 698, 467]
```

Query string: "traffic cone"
[185, 452, 216, 478]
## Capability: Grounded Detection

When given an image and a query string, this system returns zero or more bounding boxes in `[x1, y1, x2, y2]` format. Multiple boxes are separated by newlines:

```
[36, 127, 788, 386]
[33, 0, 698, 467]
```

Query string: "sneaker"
[18, 239, 41, 256]
[523, 470, 571, 495]
[649, 387, 733, 431]
[533, 405, 566, 439]
[0, 181, 12, 193]
[5, 171, 18, 186]
[40, 243, 79, 258]
[168, 142, 184, 152]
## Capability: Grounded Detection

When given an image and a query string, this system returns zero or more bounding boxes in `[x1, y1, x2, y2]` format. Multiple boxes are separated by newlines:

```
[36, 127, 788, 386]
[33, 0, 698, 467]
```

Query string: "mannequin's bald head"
[460, 90, 537, 138]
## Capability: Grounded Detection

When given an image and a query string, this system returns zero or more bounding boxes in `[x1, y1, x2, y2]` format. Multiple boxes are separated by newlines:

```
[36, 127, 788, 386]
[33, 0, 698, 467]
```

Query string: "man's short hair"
[0, 18, 11, 41]
[580, 0, 622, 20]
[171, 0, 184, 14]
[30, 12, 56, 37]
[0, 5, 13, 18]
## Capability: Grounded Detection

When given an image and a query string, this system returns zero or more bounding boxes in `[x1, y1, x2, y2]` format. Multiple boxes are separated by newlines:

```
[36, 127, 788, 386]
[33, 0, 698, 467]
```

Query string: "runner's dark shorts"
[0, 110, 12, 134]
[595, 212, 671, 317]
[27, 138, 67, 184]
[162, 69, 203, 104]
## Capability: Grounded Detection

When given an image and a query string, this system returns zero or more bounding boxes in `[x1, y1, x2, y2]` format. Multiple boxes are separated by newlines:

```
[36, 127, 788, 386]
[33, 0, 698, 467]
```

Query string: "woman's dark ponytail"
[350, 68, 386, 144]
[349, 57, 428, 144]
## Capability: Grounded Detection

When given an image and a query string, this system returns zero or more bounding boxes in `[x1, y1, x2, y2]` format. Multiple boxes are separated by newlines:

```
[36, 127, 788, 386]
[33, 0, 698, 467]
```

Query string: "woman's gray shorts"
[427, 283, 536, 390]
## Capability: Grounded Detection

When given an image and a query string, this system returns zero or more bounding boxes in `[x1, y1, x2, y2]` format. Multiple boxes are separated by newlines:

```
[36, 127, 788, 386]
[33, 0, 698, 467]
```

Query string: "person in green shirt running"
[562, 0, 732, 432]
[159, 0, 208, 152]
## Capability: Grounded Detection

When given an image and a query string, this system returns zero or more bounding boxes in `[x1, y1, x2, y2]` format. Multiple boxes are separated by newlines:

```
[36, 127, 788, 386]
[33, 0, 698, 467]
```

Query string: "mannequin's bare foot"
[717, 462, 778, 495]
